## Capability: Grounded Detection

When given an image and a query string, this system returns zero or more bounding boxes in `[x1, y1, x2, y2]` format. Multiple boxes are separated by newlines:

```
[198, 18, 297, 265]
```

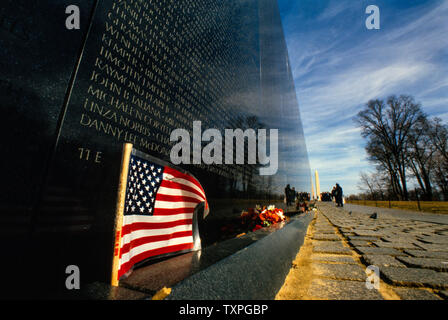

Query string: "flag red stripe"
[121, 219, 192, 236]
[119, 230, 192, 257]
[160, 180, 205, 200]
[163, 166, 205, 195]
[155, 193, 202, 203]
[152, 207, 195, 215]
[118, 243, 194, 279]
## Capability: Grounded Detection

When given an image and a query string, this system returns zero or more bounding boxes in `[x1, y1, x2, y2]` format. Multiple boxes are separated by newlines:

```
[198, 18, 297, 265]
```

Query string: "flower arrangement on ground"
[240, 205, 286, 232]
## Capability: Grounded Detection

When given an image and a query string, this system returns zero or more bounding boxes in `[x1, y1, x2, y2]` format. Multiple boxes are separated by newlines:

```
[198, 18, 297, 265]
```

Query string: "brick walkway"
[276, 202, 448, 300]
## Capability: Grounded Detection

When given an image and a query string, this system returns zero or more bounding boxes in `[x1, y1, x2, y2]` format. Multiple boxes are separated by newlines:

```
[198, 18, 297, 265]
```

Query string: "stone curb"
[166, 213, 314, 300]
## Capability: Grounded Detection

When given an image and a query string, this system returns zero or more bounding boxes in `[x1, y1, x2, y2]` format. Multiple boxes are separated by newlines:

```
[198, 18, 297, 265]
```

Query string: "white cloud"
[317, 2, 348, 21]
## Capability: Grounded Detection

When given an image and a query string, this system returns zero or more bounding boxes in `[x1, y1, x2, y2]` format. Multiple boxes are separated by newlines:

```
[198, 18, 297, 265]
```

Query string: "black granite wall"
[0, 0, 310, 298]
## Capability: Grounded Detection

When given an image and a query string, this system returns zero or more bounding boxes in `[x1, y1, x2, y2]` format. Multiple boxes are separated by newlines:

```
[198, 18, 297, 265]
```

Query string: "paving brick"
[381, 267, 448, 288]
[396, 256, 448, 272]
[312, 234, 340, 241]
[349, 240, 371, 247]
[314, 230, 338, 235]
[314, 221, 332, 225]
[355, 247, 407, 256]
[335, 224, 352, 229]
[381, 236, 419, 242]
[353, 230, 383, 237]
[314, 224, 334, 229]
[314, 222, 332, 227]
[393, 288, 442, 300]
[313, 263, 366, 281]
[417, 235, 448, 244]
[348, 235, 382, 241]
[404, 249, 448, 259]
[373, 241, 420, 250]
[314, 224, 333, 228]
[312, 254, 357, 264]
[414, 243, 448, 252]
[313, 241, 343, 246]
[362, 254, 406, 268]
[308, 278, 383, 300]
[353, 226, 378, 231]
[313, 243, 352, 255]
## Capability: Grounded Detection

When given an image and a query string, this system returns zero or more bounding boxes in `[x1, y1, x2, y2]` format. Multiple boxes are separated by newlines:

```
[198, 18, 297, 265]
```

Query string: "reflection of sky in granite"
[208, 118, 310, 194]
[215, 76, 310, 194]
[160, 0, 311, 195]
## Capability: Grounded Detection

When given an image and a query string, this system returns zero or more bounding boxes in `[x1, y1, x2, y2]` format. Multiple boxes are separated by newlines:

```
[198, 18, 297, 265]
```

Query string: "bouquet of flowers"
[240, 205, 286, 232]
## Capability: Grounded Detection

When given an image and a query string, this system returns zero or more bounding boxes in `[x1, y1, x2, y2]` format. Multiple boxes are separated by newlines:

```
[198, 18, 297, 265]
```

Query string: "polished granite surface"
[82, 211, 313, 299]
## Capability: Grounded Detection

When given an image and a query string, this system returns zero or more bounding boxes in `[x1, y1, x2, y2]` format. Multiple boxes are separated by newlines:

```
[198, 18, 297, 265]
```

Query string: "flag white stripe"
[154, 200, 199, 209]
[121, 224, 192, 247]
[123, 213, 193, 224]
[157, 186, 205, 202]
[163, 173, 205, 198]
[119, 235, 193, 265]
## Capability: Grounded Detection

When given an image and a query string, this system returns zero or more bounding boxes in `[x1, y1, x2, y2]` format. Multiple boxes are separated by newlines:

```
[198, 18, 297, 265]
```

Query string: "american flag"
[116, 152, 208, 280]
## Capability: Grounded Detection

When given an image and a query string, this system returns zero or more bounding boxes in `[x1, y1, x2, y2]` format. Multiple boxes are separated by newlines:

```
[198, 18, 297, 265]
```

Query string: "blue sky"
[278, 0, 448, 195]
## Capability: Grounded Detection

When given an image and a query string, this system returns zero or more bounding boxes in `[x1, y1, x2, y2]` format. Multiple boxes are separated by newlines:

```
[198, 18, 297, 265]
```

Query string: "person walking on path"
[334, 183, 343, 207]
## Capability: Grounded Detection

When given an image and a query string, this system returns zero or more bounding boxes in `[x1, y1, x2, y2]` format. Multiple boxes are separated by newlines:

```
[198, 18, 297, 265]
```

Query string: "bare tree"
[355, 95, 426, 200]
[365, 139, 403, 198]
[432, 154, 448, 200]
[358, 171, 375, 199]
[407, 117, 436, 200]
[427, 118, 448, 200]
[428, 117, 448, 165]
[372, 171, 388, 200]
[358, 170, 388, 200]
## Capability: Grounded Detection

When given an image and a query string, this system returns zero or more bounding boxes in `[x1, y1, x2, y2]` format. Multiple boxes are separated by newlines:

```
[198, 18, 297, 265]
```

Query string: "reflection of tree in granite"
[226, 114, 266, 197]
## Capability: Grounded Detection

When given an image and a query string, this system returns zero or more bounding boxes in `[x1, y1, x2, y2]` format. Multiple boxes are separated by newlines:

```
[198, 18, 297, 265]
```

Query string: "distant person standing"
[331, 186, 336, 202]
[285, 184, 292, 206]
[335, 183, 343, 207]
[291, 187, 296, 204]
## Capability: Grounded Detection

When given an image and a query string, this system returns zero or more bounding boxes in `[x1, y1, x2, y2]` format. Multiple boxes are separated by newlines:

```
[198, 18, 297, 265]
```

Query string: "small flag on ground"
[111, 144, 208, 285]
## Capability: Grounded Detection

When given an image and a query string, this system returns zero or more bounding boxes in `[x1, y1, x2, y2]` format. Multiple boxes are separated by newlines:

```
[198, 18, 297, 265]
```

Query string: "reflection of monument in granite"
[0, 0, 310, 297]
[311, 175, 316, 200]
[315, 170, 321, 201]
